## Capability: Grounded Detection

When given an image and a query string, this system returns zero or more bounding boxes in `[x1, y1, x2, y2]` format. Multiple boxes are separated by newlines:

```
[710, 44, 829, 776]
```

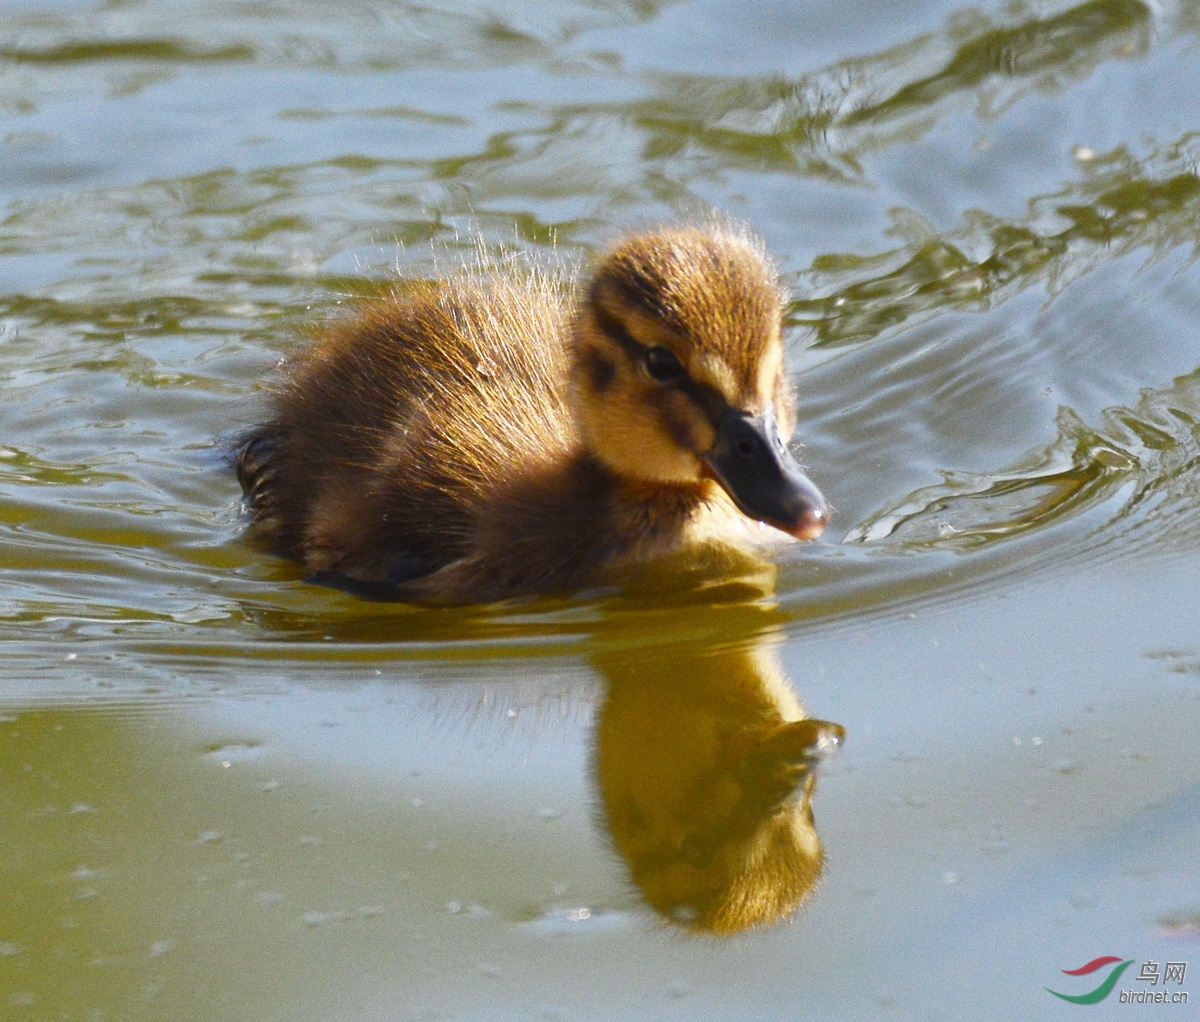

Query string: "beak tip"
[786, 506, 827, 541]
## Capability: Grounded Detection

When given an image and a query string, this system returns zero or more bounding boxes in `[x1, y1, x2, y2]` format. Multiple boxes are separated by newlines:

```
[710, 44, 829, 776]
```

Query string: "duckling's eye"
[643, 346, 685, 383]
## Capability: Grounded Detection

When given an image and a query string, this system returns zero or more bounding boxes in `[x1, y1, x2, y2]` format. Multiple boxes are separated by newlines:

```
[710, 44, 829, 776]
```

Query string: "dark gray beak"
[702, 408, 827, 540]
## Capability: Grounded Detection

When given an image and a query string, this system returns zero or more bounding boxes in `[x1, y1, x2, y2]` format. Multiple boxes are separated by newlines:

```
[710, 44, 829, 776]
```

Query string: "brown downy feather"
[237, 225, 825, 604]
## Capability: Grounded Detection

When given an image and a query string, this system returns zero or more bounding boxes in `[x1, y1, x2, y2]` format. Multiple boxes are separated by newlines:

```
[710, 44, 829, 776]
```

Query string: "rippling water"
[3, 2, 1200, 1019]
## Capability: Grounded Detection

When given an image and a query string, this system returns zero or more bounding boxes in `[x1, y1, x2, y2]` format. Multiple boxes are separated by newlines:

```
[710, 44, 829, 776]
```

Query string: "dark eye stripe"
[591, 301, 644, 361]
[584, 348, 616, 392]
[590, 298, 727, 422]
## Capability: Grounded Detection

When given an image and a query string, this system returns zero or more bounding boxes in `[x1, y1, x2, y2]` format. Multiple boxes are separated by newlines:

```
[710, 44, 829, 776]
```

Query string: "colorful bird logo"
[1046, 956, 1135, 1004]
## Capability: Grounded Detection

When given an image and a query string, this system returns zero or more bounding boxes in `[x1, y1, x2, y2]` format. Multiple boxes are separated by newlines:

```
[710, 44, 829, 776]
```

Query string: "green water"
[2, 1, 1200, 1018]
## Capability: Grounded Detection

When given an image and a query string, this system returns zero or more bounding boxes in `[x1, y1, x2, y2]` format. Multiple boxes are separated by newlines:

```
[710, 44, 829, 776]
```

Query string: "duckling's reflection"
[231, 565, 844, 935]
[588, 597, 843, 935]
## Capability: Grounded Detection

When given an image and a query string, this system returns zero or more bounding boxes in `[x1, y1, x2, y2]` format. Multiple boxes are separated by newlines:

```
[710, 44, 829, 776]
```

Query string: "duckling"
[236, 224, 827, 604]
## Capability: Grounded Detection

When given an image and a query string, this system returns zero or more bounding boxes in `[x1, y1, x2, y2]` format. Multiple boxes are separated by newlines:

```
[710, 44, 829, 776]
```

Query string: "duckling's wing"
[236, 426, 442, 590]
[241, 272, 579, 597]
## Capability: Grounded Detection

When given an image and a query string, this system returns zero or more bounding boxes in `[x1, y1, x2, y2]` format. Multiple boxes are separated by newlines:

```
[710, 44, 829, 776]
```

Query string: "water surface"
[2, 1, 1200, 1018]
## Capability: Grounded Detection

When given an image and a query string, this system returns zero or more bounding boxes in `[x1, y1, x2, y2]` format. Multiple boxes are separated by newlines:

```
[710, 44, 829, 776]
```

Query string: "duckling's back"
[238, 270, 578, 595]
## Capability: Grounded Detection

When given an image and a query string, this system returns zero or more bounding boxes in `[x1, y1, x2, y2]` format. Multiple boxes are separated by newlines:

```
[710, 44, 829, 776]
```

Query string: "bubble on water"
[520, 906, 630, 936]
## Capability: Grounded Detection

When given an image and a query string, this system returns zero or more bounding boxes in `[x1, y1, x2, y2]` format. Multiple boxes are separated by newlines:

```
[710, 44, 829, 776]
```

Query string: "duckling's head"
[571, 226, 827, 539]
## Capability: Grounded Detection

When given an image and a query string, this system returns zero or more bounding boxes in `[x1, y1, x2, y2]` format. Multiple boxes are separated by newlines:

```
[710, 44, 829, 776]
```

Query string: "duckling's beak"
[702, 408, 827, 540]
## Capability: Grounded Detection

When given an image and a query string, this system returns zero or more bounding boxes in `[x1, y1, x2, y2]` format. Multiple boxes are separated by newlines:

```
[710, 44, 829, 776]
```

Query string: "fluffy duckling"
[237, 225, 826, 604]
